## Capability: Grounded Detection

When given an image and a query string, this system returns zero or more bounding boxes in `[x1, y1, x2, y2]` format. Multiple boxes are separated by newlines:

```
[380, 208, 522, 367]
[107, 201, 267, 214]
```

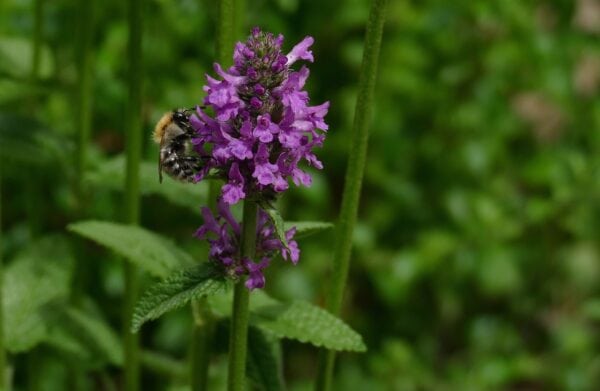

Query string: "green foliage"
[68, 220, 194, 277]
[131, 263, 226, 332]
[259, 201, 288, 248]
[45, 306, 123, 367]
[284, 221, 334, 239]
[208, 290, 366, 352]
[247, 326, 284, 391]
[255, 300, 366, 352]
[84, 154, 207, 212]
[3, 237, 73, 353]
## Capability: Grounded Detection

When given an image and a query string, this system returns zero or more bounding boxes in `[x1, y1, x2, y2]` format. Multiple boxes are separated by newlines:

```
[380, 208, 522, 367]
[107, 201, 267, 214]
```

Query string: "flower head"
[196, 199, 300, 289]
[191, 28, 329, 205]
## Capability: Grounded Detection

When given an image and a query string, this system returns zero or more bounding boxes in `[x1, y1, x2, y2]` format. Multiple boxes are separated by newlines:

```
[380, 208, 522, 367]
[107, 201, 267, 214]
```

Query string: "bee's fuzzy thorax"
[153, 112, 173, 144]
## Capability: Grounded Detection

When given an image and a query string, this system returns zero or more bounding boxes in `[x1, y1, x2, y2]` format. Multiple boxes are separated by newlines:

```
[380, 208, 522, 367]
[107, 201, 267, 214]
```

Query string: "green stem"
[189, 298, 215, 390]
[123, 0, 143, 389]
[187, 1, 237, 387]
[31, 0, 43, 81]
[27, 0, 44, 239]
[217, 0, 234, 65]
[227, 201, 257, 391]
[74, 0, 95, 206]
[0, 167, 5, 391]
[314, 0, 388, 390]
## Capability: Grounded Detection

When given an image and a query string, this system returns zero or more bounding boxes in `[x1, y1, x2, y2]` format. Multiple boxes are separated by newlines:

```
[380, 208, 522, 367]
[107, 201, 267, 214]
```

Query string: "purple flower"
[190, 28, 329, 205]
[196, 199, 300, 290]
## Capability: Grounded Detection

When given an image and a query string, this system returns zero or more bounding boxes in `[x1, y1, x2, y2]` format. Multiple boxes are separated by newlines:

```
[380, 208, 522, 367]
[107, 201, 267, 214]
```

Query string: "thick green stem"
[123, 0, 143, 389]
[0, 167, 5, 390]
[227, 201, 257, 391]
[217, 0, 234, 65]
[74, 0, 95, 205]
[187, 1, 237, 387]
[314, 0, 388, 390]
[190, 298, 215, 390]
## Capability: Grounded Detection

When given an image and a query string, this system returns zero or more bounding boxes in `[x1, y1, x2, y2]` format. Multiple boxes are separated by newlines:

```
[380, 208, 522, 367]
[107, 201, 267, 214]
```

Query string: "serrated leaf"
[207, 290, 366, 352]
[247, 326, 284, 391]
[3, 236, 74, 353]
[132, 263, 226, 332]
[255, 301, 366, 352]
[84, 155, 207, 211]
[284, 221, 334, 239]
[68, 220, 194, 277]
[207, 289, 278, 318]
[259, 201, 288, 249]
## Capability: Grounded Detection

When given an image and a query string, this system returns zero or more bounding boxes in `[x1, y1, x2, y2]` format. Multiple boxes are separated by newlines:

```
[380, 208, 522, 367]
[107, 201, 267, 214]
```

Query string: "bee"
[153, 108, 204, 183]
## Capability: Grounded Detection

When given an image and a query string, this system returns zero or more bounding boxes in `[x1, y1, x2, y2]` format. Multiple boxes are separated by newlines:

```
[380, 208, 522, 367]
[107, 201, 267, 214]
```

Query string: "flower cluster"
[190, 27, 329, 205]
[195, 200, 299, 289]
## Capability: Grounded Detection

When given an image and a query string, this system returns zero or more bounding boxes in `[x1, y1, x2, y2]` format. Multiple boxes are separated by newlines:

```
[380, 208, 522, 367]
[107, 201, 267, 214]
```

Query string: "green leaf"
[284, 221, 334, 239]
[132, 263, 226, 332]
[259, 201, 288, 248]
[247, 326, 285, 391]
[255, 301, 366, 352]
[3, 236, 74, 353]
[0, 36, 53, 79]
[207, 289, 279, 318]
[45, 306, 123, 367]
[84, 155, 207, 211]
[68, 220, 194, 277]
[207, 290, 366, 352]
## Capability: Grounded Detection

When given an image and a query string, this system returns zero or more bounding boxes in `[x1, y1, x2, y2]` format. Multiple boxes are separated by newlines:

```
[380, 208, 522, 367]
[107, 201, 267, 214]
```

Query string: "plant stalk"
[314, 0, 388, 390]
[187, 0, 237, 387]
[190, 298, 215, 390]
[227, 201, 257, 391]
[123, 0, 143, 389]
[74, 0, 95, 205]
[0, 166, 5, 391]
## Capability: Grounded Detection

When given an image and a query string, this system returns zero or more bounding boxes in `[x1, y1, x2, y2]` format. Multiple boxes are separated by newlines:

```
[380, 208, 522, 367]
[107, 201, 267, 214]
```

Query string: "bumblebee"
[153, 108, 204, 183]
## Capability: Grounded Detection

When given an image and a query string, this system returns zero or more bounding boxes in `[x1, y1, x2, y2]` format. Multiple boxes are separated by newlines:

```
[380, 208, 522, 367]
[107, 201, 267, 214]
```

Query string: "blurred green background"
[1, 0, 600, 390]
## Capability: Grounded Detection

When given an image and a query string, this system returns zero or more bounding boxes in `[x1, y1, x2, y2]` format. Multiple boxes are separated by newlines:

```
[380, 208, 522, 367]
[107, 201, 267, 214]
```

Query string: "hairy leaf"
[207, 290, 366, 352]
[84, 155, 207, 211]
[247, 326, 285, 391]
[259, 201, 288, 248]
[3, 237, 74, 353]
[68, 220, 193, 277]
[132, 263, 226, 332]
[255, 301, 366, 352]
[284, 221, 334, 239]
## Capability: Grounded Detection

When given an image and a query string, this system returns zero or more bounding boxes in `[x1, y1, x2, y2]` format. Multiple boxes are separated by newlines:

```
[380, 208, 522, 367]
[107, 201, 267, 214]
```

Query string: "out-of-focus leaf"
[3, 236, 74, 353]
[131, 263, 226, 332]
[68, 220, 194, 277]
[84, 155, 207, 211]
[46, 306, 123, 367]
[0, 112, 71, 169]
[284, 221, 334, 239]
[0, 36, 53, 79]
[247, 326, 284, 391]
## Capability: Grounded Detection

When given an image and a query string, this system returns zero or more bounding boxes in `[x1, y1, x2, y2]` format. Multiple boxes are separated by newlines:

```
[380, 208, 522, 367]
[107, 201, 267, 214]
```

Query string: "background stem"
[123, 0, 143, 388]
[74, 0, 95, 206]
[0, 166, 5, 391]
[187, 0, 237, 387]
[314, 0, 388, 389]
[227, 201, 257, 391]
